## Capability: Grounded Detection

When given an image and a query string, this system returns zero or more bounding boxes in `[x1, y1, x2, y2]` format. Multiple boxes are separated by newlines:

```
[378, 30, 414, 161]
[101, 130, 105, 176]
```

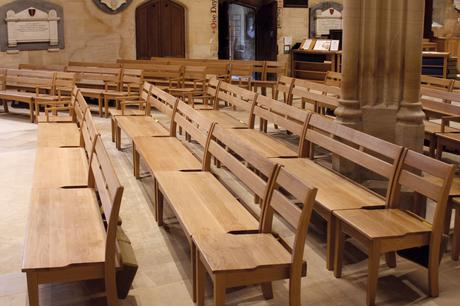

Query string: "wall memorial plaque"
[309, 1, 343, 38]
[0, 0, 64, 53]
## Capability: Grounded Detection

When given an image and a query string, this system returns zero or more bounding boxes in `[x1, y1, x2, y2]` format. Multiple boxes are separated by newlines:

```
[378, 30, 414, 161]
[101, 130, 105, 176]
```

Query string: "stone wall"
[0, 0, 341, 68]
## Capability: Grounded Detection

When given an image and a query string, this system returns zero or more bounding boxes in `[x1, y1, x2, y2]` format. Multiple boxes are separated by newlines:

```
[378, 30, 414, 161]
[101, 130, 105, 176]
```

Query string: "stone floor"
[1, 106, 460, 306]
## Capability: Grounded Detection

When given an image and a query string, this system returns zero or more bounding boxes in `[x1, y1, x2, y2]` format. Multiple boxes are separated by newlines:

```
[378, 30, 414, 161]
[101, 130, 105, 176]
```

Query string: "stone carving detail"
[93, 0, 132, 14]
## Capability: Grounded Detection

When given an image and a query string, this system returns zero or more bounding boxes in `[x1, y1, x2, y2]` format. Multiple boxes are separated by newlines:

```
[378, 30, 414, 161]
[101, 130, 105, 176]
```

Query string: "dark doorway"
[135, 0, 185, 59]
[218, 0, 277, 61]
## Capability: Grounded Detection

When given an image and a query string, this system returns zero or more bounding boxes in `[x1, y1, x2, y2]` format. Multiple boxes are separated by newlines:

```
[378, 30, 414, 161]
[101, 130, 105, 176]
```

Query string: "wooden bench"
[68, 61, 122, 68]
[228, 62, 253, 89]
[66, 66, 122, 117]
[252, 61, 288, 96]
[23, 135, 125, 306]
[103, 68, 144, 114]
[195, 142, 317, 305]
[0, 69, 57, 122]
[120, 62, 183, 90]
[333, 149, 455, 306]
[273, 75, 294, 104]
[18, 64, 66, 71]
[271, 113, 403, 270]
[168, 66, 209, 106]
[421, 74, 453, 92]
[291, 78, 340, 113]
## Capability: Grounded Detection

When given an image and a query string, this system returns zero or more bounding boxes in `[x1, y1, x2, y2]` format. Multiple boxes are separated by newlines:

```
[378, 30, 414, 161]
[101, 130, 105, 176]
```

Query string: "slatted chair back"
[324, 71, 342, 87]
[66, 66, 122, 90]
[252, 61, 265, 81]
[204, 62, 230, 78]
[229, 62, 253, 88]
[204, 124, 280, 204]
[117, 59, 153, 65]
[121, 63, 183, 86]
[149, 84, 179, 118]
[389, 149, 454, 265]
[89, 135, 124, 278]
[170, 100, 215, 150]
[182, 66, 207, 89]
[253, 93, 310, 142]
[291, 78, 340, 112]
[73, 88, 87, 126]
[53, 72, 76, 95]
[260, 165, 317, 280]
[5, 69, 55, 92]
[80, 94, 99, 157]
[264, 61, 287, 81]
[421, 75, 453, 91]
[68, 61, 122, 68]
[305, 114, 404, 202]
[120, 68, 144, 93]
[215, 81, 258, 114]
[273, 76, 294, 104]
[18, 64, 66, 71]
[206, 78, 221, 107]
[421, 87, 460, 116]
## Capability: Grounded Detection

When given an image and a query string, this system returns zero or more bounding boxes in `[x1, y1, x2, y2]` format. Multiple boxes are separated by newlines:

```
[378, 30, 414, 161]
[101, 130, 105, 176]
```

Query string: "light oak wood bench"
[421, 74, 453, 92]
[23, 135, 125, 306]
[103, 68, 144, 113]
[68, 61, 122, 68]
[18, 64, 66, 71]
[66, 66, 122, 117]
[333, 149, 455, 306]
[271, 113, 403, 270]
[120, 62, 183, 90]
[291, 78, 340, 114]
[273, 75, 294, 104]
[195, 148, 318, 306]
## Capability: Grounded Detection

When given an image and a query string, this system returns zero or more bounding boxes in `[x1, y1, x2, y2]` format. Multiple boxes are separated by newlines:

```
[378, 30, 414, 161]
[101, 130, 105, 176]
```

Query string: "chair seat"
[424, 121, 459, 135]
[334, 209, 432, 240]
[194, 233, 292, 272]
[22, 188, 106, 271]
[134, 136, 202, 171]
[155, 171, 259, 236]
[37, 123, 80, 148]
[117, 116, 169, 139]
[197, 110, 247, 129]
[33, 147, 89, 188]
[109, 108, 146, 117]
[225, 129, 297, 158]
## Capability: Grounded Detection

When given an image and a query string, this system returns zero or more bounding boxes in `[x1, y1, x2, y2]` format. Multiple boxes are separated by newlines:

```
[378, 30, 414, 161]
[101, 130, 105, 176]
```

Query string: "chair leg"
[116, 126, 121, 150]
[111, 118, 115, 142]
[436, 139, 444, 160]
[133, 142, 140, 179]
[289, 277, 301, 306]
[155, 181, 164, 226]
[191, 243, 197, 302]
[29, 102, 35, 123]
[26, 272, 39, 306]
[385, 252, 396, 268]
[452, 207, 460, 261]
[327, 218, 336, 271]
[429, 135, 436, 157]
[104, 96, 109, 118]
[105, 267, 118, 306]
[367, 242, 381, 306]
[3, 100, 9, 112]
[333, 220, 344, 278]
[196, 253, 206, 306]
[213, 275, 226, 306]
[428, 252, 440, 297]
[261, 282, 273, 300]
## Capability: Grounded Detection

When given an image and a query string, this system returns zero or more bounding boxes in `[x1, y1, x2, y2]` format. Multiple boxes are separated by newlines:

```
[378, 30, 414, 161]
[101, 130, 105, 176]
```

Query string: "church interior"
[2, 0, 460, 305]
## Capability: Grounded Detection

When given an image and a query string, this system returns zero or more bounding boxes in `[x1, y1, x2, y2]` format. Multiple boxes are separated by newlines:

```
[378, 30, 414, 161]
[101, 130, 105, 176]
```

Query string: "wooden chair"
[228, 62, 253, 90]
[104, 68, 144, 113]
[291, 78, 340, 114]
[195, 146, 318, 306]
[168, 66, 209, 106]
[324, 71, 342, 87]
[23, 136, 124, 306]
[421, 75, 453, 92]
[333, 149, 455, 306]
[252, 61, 288, 96]
[273, 76, 294, 104]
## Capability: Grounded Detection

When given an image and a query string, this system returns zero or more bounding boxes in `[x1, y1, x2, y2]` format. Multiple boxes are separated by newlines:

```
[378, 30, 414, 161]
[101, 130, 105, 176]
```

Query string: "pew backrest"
[291, 78, 340, 110]
[68, 61, 122, 68]
[149, 84, 179, 118]
[215, 81, 257, 113]
[18, 64, 66, 71]
[421, 75, 453, 91]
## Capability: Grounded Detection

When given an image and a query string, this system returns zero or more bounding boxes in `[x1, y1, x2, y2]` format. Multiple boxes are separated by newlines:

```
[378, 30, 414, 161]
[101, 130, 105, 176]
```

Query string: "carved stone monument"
[309, 2, 343, 38]
[0, 0, 64, 53]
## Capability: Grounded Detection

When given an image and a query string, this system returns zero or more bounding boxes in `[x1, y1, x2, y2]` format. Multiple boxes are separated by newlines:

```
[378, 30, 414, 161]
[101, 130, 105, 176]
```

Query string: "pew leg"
[29, 102, 35, 123]
[261, 282, 273, 299]
[213, 275, 226, 306]
[452, 207, 460, 261]
[26, 272, 39, 306]
[2, 100, 9, 112]
[111, 118, 115, 143]
[34, 101, 40, 123]
[327, 217, 336, 271]
[116, 126, 121, 151]
[196, 252, 206, 306]
[333, 220, 344, 278]
[191, 243, 197, 302]
[436, 140, 444, 160]
[366, 242, 381, 306]
[429, 135, 436, 157]
[104, 96, 109, 118]
[156, 181, 164, 226]
[105, 267, 118, 306]
[133, 142, 140, 179]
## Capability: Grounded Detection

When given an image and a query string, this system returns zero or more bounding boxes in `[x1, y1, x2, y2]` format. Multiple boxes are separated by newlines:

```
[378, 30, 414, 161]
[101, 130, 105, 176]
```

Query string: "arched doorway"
[135, 0, 185, 59]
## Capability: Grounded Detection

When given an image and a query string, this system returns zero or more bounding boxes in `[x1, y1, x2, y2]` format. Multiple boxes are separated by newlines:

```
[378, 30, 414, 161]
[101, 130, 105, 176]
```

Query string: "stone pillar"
[337, 0, 425, 151]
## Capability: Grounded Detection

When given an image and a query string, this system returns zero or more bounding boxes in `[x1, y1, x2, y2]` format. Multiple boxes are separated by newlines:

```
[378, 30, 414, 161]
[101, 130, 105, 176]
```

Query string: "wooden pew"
[104, 68, 144, 113]
[273, 75, 294, 104]
[421, 75, 453, 91]
[333, 149, 455, 306]
[291, 78, 340, 114]
[168, 66, 209, 106]
[271, 113, 403, 270]
[228, 62, 254, 89]
[0, 69, 57, 122]
[18, 64, 66, 71]
[195, 141, 318, 305]
[154, 123, 282, 301]
[23, 135, 125, 306]
[68, 61, 122, 68]
[66, 66, 122, 117]
[120, 62, 183, 90]
[252, 61, 288, 96]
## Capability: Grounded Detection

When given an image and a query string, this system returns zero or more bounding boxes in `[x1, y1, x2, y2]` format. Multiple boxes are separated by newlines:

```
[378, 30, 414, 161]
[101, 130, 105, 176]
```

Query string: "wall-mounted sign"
[309, 2, 343, 38]
[210, 0, 217, 33]
[93, 0, 132, 14]
[0, 0, 65, 53]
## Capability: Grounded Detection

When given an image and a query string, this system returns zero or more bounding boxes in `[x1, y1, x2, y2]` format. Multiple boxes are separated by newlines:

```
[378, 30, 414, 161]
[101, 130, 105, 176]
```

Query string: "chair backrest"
[206, 78, 221, 108]
[390, 149, 454, 258]
[68, 61, 122, 68]
[90, 136, 124, 273]
[215, 81, 258, 116]
[264, 61, 287, 81]
[229, 62, 254, 80]
[205, 124, 280, 207]
[253, 94, 310, 142]
[305, 114, 404, 201]
[66, 66, 122, 89]
[421, 87, 460, 116]
[149, 84, 179, 118]
[121, 68, 144, 92]
[261, 165, 317, 275]
[18, 64, 66, 71]
[73, 88, 87, 126]
[54, 72, 76, 95]
[5, 69, 55, 91]
[171, 100, 216, 150]
[274, 76, 294, 104]
[80, 94, 98, 157]
[324, 71, 342, 87]
[122, 63, 183, 84]
[291, 78, 340, 111]
[421, 75, 453, 91]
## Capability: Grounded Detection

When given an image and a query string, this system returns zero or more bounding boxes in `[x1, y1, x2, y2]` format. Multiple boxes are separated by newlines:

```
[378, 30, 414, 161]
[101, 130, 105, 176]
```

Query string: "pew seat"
[115, 116, 169, 150]
[197, 110, 247, 129]
[37, 123, 81, 148]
